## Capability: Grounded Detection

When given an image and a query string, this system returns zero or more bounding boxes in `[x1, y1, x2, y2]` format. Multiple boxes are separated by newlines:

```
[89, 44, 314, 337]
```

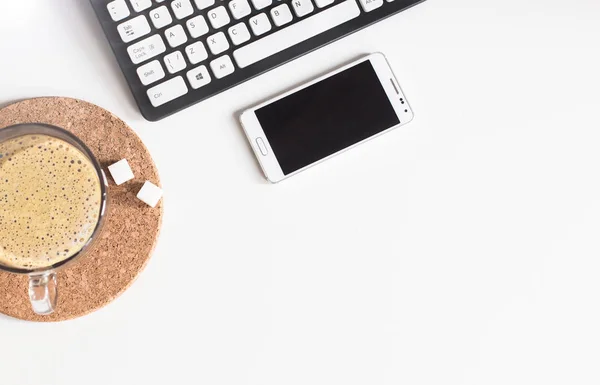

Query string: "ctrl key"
[146, 76, 188, 107]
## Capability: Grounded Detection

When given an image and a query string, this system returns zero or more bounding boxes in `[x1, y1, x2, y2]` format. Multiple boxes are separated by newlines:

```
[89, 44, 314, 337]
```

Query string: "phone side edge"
[369, 52, 415, 126]
[239, 109, 286, 183]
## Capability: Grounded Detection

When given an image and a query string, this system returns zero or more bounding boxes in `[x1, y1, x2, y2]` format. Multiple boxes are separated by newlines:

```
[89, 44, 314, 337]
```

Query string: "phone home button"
[256, 137, 268, 156]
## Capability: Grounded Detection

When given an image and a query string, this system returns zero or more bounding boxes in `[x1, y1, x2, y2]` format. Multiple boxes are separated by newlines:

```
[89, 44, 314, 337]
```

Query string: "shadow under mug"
[0, 124, 109, 315]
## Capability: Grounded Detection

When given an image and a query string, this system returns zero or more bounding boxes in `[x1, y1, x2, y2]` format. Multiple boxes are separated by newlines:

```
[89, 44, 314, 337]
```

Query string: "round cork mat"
[0, 97, 163, 322]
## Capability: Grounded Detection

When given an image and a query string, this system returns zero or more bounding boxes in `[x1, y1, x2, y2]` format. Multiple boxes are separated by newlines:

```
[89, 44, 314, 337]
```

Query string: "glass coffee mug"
[0, 123, 108, 315]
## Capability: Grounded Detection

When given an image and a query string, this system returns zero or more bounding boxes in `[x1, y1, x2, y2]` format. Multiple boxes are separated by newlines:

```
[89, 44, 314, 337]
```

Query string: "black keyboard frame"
[90, 0, 426, 121]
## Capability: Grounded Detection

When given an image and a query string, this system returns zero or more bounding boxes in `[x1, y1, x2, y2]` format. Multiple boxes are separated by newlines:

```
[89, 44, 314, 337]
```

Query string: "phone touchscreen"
[255, 61, 400, 175]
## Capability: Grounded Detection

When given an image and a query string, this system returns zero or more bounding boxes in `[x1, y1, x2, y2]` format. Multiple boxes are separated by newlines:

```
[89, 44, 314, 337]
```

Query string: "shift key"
[127, 34, 166, 65]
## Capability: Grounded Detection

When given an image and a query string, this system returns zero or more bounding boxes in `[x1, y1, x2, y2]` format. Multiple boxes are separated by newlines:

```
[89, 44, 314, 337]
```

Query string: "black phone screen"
[255, 60, 400, 175]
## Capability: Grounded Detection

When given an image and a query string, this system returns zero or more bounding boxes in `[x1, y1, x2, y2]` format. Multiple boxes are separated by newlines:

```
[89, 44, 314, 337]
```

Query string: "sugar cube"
[137, 181, 163, 208]
[107, 159, 134, 185]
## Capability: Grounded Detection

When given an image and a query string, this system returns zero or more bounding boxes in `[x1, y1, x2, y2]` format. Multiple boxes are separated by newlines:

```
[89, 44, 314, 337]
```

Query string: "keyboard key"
[210, 55, 235, 79]
[149, 6, 173, 29]
[358, 0, 383, 12]
[118, 15, 151, 43]
[249, 13, 272, 36]
[315, 0, 334, 7]
[251, 0, 272, 10]
[207, 32, 230, 55]
[127, 34, 166, 64]
[194, 0, 215, 10]
[187, 65, 212, 89]
[107, 0, 130, 22]
[136, 60, 165, 85]
[129, 0, 152, 12]
[292, 0, 314, 17]
[185, 41, 208, 64]
[164, 51, 187, 73]
[165, 24, 188, 47]
[186, 15, 210, 38]
[171, 0, 194, 19]
[228, 0, 251, 20]
[270, 4, 293, 27]
[228, 23, 251, 45]
[207, 6, 231, 29]
[147, 76, 188, 107]
[234, 0, 360, 68]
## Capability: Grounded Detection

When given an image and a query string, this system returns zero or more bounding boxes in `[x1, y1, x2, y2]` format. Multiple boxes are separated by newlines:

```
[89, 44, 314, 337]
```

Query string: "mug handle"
[28, 272, 58, 315]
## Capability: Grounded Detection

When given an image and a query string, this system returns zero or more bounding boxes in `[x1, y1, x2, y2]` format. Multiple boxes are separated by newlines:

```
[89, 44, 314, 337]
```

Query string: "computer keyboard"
[91, 0, 425, 121]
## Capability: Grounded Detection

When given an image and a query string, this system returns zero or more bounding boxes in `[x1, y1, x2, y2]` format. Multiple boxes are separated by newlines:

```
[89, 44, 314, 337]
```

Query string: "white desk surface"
[1, 0, 600, 383]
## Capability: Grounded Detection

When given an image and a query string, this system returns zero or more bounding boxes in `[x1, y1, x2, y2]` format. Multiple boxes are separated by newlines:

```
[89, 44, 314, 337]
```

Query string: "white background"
[1, 0, 600, 384]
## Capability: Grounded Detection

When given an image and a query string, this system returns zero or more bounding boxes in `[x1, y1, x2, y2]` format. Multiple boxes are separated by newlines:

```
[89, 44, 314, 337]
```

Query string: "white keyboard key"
[147, 76, 188, 107]
[228, 0, 251, 20]
[127, 34, 167, 64]
[186, 65, 212, 89]
[165, 24, 188, 47]
[107, 0, 130, 22]
[228, 23, 251, 45]
[185, 41, 208, 64]
[149, 6, 173, 29]
[249, 13, 272, 36]
[270, 4, 293, 27]
[136, 60, 166, 85]
[164, 51, 187, 73]
[129, 0, 152, 12]
[207, 6, 231, 29]
[251, 0, 272, 10]
[292, 0, 314, 17]
[194, 0, 215, 10]
[171, 0, 194, 19]
[234, 0, 360, 68]
[315, 0, 334, 7]
[186, 15, 209, 38]
[207, 32, 230, 55]
[118, 15, 151, 43]
[210, 55, 235, 79]
[358, 0, 383, 12]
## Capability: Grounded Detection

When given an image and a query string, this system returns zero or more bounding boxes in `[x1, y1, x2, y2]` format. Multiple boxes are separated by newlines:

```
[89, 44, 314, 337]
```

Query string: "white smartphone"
[240, 53, 414, 183]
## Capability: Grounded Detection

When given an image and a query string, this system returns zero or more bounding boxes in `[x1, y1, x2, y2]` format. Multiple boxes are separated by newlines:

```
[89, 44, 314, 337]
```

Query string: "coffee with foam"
[0, 135, 102, 270]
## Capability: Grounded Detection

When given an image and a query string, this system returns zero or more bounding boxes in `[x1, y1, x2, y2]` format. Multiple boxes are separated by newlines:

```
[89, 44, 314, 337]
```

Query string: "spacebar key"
[233, 0, 361, 68]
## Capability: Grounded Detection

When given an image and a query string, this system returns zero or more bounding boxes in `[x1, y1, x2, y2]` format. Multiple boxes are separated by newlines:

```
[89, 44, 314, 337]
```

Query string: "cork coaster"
[0, 97, 163, 322]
